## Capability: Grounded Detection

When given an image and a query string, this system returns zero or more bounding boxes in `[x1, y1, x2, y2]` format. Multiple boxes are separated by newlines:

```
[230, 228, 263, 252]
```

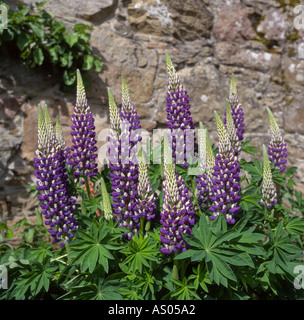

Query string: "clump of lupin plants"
[0, 53, 303, 301]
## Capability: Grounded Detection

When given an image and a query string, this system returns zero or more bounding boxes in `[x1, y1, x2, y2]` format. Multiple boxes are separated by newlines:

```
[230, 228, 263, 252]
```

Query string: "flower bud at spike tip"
[108, 87, 121, 131]
[100, 177, 113, 221]
[56, 115, 70, 158]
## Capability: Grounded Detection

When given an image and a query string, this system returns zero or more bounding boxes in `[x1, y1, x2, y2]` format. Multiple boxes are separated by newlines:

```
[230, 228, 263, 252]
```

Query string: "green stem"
[139, 216, 145, 242]
[192, 176, 197, 196]
[84, 176, 91, 200]
[145, 220, 151, 232]
[65, 242, 72, 265]
[172, 255, 179, 281]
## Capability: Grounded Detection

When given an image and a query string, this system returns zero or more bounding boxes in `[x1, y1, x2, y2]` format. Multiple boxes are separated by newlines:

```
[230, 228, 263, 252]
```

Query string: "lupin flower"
[68, 70, 98, 184]
[224, 74, 244, 144]
[34, 105, 77, 248]
[260, 145, 278, 209]
[196, 122, 215, 209]
[107, 87, 125, 221]
[100, 177, 113, 221]
[225, 101, 241, 156]
[165, 51, 195, 168]
[107, 77, 142, 240]
[266, 107, 287, 173]
[160, 134, 195, 254]
[209, 111, 242, 224]
[136, 146, 156, 221]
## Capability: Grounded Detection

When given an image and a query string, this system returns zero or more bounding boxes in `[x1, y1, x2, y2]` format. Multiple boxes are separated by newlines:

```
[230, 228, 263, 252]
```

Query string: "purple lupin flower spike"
[266, 107, 287, 173]
[165, 51, 195, 168]
[209, 111, 242, 225]
[68, 70, 98, 184]
[107, 87, 123, 222]
[225, 100, 242, 156]
[196, 122, 215, 210]
[160, 134, 195, 254]
[107, 77, 142, 240]
[260, 145, 278, 209]
[224, 74, 244, 145]
[34, 105, 77, 248]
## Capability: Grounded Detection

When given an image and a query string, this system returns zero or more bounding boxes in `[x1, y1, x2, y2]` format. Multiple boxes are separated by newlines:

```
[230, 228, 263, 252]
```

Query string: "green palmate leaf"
[60, 267, 123, 300]
[175, 213, 266, 287]
[285, 216, 304, 235]
[120, 234, 159, 274]
[171, 278, 201, 300]
[69, 219, 117, 273]
[11, 260, 56, 298]
[209, 253, 237, 283]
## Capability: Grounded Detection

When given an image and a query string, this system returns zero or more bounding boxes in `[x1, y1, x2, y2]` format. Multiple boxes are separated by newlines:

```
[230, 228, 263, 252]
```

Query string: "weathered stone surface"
[215, 42, 281, 72]
[283, 58, 304, 86]
[284, 95, 304, 135]
[13, 0, 116, 22]
[257, 8, 286, 42]
[128, 0, 213, 40]
[89, 27, 158, 106]
[0, 97, 23, 119]
[214, 4, 255, 42]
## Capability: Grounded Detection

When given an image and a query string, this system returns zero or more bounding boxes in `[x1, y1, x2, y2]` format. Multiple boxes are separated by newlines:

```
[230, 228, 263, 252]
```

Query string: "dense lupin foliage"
[1, 60, 303, 302]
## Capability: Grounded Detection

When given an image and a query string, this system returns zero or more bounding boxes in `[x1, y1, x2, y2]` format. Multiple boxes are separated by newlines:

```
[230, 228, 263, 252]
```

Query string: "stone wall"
[1, 0, 304, 221]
